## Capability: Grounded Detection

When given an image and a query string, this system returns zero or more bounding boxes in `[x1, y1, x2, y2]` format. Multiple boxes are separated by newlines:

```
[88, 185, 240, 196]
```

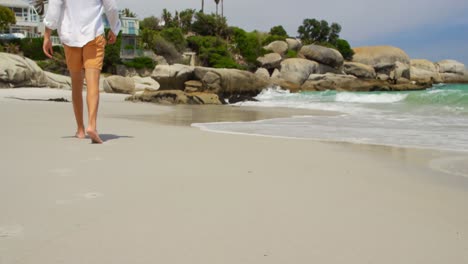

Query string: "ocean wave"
[335, 92, 407, 103]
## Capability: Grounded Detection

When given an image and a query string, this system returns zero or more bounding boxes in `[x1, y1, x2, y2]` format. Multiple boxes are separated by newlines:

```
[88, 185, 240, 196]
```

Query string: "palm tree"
[221, 0, 224, 17]
[214, 0, 220, 16]
[201, 0, 204, 13]
[30, 0, 46, 16]
[121, 8, 137, 18]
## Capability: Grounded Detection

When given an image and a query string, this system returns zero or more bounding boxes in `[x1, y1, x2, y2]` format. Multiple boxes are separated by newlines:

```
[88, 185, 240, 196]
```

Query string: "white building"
[0, 0, 41, 39]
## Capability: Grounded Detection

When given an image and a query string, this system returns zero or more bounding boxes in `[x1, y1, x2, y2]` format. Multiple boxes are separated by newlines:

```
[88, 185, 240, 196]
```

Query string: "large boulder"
[126, 90, 222, 105]
[132, 76, 160, 91]
[45, 71, 72, 89]
[194, 67, 270, 96]
[299, 44, 344, 68]
[440, 73, 468, 83]
[264, 40, 289, 55]
[103, 75, 135, 94]
[352, 46, 411, 81]
[151, 64, 195, 90]
[255, 68, 270, 79]
[279, 58, 319, 85]
[257, 53, 282, 69]
[352, 46, 410, 68]
[343, 62, 376, 79]
[410, 59, 442, 84]
[286, 38, 302, 51]
[437, 60, 466, 75]
[0, 53, 48, 88]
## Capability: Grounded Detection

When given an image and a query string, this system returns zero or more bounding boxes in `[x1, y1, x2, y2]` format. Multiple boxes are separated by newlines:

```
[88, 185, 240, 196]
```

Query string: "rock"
[255, 68, 270, 79]
[257, 53, 282, 69]
[271, 68, 281, 79]
[132, 76, 160, 91]
[279, 58, 318, 85]
[343, 62, 376, 79]
[437, 60, 466, 74]
[440, 73, 468, 83]
[411, 59, 438, 72]
[45, 71, 72, 89]
[286, 38, 302, 51]
[103, 75, 135, 94]
[155, 56, 169, 65]
[264, 40, 289, 55]
[410, 59, 442, 84]
[317, 63, 344, 74]
[126, 89, 221, 105]
[301, 73, 428, 92]
[0, 53, 48, 88]
[184, 80, 203, 92]
[352, 46, 410, 68]
[194, 67, 270, 96]
[151, 64, 195, 90]
[116, 65, 153, 77]
[299, 44, 344, 68]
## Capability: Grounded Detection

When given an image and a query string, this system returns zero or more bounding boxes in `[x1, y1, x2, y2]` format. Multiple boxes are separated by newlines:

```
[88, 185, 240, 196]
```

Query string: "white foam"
[335, 92, 407, 103]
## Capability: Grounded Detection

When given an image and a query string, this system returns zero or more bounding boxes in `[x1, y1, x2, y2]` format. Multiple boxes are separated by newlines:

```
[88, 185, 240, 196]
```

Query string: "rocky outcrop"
[343, 62, 376, 79]
[255, 68, 270, 79]
[279, 58, 319, 85]
[103, 75, 135, 94]
[0, 53, 48, 88]
[126, 90, 222, 105]
[264, 40, 289, 55]
[436, 60, 468, 83]
[299, 44, 344, 69]
[352, 46, 412, 82]
[116, 65, 153, 77]
[301, 73, 428, 92]
[257, 53, 282, 69]
[184, 80, 203, 92]
[410, 59, 442, 84]
[45, 71, 72, 89]
[151, 64, 195, 90]
[194, 67, 270, 96]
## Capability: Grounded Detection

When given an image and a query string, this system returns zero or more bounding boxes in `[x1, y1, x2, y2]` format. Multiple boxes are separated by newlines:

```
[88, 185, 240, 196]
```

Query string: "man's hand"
[42, 37, 54, 59]
[107, 30, 116, 45]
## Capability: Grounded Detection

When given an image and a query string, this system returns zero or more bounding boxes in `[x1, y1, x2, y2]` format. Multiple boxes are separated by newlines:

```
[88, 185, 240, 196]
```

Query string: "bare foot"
[75, 131, 86, 139]
[86, 129, 103, 144]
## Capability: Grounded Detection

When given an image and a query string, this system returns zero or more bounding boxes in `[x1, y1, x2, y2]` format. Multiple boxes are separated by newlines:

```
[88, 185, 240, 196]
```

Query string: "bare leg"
[70, 71, 85, 139]
[85, 68, 103, 144]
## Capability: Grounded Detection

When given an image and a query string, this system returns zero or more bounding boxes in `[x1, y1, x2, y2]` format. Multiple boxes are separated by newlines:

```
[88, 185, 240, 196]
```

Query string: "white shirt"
[44, 0, 121, 47]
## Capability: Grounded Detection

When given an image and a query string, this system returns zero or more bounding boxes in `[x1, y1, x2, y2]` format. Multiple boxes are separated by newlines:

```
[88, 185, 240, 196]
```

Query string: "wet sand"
[0, 88, 467, 264]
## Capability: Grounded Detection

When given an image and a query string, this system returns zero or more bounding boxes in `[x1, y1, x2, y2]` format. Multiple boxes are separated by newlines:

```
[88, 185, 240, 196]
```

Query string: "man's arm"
[103, 0, 121, 44]
[42, 0, 63, 58]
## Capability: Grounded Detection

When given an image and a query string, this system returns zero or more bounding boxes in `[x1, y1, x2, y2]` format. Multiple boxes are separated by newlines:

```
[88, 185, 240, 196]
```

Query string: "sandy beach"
[1, 88, 467, 264]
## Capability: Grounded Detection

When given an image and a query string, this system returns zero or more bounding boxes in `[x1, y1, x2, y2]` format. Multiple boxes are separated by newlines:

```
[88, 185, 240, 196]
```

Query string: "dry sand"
[0, 88, 467, 264]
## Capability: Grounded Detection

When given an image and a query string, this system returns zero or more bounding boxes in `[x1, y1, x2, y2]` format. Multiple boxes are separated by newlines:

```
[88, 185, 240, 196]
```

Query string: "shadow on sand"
[62, 134, 134, 142]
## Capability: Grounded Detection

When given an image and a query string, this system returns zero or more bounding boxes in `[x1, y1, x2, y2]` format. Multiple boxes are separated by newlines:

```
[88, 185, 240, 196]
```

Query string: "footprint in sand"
[0, 225, 24, 238]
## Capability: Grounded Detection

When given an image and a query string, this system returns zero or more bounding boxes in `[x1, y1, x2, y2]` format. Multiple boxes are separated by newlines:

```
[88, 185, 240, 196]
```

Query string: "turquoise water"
[194, 84, 468, 152]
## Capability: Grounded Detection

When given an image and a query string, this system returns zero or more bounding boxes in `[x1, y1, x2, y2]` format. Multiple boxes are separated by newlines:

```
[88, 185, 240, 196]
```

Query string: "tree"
[214, 0, 220, 16]
[179, 9, 196, 33]
[121, 8, 137, 18]
[140, 16, 161, 31]
[221, 0, 224, 17]
[0, 6, 16, 31]
[192, 12, 229, 38]
[328, 23, 341, 45]
[161, 9, 172, 27]
[201, 0, 205, 13]
[336, 39, 354, 61]
[269, 25, 288, 37]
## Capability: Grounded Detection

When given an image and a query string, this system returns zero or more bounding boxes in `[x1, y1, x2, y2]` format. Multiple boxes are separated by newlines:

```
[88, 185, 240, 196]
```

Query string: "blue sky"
[117, 0, 468, 65]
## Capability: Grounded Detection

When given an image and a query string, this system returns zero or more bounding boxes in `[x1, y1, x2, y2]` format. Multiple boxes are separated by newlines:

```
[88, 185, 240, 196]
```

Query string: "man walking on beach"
[43, 0, 121, 144]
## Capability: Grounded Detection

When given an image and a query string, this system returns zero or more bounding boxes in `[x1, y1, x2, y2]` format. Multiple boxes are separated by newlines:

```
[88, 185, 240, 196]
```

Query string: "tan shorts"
[63, 35, 106, 72]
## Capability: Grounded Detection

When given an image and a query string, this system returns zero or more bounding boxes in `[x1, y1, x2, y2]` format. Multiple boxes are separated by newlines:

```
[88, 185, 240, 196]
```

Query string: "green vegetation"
[103, 30, 123, 73]
[187, 35, 239, 69]
[0, 6, 15, 31]
[20, 38, 47, 60]
[298, 18, 354, 60]
[159, 27, 186, 52]
[231, 27, 266, 69]
[123, 56, 156, 69]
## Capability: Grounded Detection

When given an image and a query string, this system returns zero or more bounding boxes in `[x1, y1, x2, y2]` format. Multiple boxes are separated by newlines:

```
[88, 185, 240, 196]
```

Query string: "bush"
[20, 38, 47, 60]
[269, 25, 288, 37]
[336, 39, 354, 61]
[286, 50, 298, 58]
[36, 46, 68, 74]
[262, 34, 286, 46]
[154, 35, 182, 64]
[103, 30, 122, 73]
[187, 35, 239, 69]
[192, 12, 229, 38]
[159, 27, 186, 52]
[231, 27, 267, 67]
[123, 56, 156, 69]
